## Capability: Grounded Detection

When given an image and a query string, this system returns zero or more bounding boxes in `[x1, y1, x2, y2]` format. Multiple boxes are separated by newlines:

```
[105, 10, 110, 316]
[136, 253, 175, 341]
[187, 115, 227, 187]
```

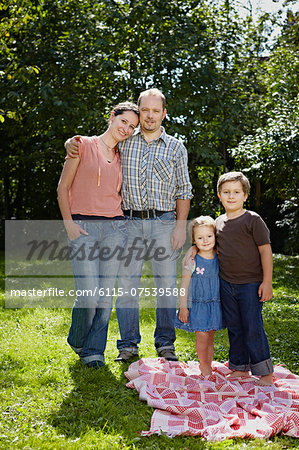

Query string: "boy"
[216, 171, 274, 385]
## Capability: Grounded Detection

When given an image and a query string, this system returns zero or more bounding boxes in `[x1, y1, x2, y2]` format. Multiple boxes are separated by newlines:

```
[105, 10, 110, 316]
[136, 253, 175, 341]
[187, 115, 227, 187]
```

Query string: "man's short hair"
[137, 88, 166, 109]
[217, 171, 250, 195]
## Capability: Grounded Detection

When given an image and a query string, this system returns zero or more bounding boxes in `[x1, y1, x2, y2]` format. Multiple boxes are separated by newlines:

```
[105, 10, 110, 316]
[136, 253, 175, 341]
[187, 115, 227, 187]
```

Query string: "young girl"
[175, 216, 223, 376]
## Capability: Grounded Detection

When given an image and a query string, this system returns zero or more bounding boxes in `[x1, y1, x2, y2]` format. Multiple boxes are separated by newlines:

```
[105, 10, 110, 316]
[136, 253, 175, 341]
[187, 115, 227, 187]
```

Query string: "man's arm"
[65, 135, 82, 158]
[171, 198, 190, 250]
[170, 140, 192, 250]
[258, 243, 273, 302]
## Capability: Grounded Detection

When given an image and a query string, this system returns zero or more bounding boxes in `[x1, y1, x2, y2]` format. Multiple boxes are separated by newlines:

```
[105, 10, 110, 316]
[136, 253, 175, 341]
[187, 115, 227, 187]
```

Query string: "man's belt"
[123, 209, 170, 219]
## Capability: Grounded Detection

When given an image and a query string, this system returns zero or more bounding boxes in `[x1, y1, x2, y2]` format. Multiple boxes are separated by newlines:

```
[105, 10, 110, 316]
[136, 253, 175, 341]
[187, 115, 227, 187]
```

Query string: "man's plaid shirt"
[119, 127, 192, 211]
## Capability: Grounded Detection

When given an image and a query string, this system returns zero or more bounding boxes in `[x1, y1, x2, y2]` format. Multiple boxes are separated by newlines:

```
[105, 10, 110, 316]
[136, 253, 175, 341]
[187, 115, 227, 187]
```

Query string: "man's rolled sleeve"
[175, 143, 193, 199]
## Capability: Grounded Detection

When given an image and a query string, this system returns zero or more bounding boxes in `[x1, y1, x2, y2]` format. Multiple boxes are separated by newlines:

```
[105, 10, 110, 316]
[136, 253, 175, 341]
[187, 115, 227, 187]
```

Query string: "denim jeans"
[220, 278, 273, 376]
[67, 219, 127, 365]
[115, 212, 178, 354]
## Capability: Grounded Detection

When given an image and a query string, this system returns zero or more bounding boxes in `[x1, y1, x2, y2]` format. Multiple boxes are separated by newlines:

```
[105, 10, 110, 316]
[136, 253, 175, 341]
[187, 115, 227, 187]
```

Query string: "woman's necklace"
[99, 136, 116, 163]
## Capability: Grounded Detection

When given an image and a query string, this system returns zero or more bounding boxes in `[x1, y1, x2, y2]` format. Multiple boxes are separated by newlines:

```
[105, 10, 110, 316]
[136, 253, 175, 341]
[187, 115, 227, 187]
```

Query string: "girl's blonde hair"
[189, 216, 216, 244]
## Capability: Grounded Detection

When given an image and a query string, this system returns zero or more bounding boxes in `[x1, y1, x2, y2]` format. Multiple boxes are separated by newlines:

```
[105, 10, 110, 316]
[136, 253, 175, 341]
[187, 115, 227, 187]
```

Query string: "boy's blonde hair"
[217, 171, 250, 195]
[137, 88, 166, 109]
[189, 216, 216, 244]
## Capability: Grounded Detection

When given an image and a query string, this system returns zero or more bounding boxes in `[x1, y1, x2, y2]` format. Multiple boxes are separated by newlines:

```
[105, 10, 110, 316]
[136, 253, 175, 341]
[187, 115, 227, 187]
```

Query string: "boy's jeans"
[67, 219, 127, 365]
[220, 278, 273, 376]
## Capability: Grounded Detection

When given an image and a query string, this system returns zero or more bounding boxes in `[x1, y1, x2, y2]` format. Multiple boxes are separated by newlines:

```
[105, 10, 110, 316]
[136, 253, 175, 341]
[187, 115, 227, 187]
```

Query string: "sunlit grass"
[0, 253, 298, 449]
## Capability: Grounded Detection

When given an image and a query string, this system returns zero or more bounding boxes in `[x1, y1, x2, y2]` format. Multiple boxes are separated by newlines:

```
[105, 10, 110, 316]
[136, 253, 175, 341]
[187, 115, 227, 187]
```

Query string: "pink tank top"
[67, 136, 123, 217]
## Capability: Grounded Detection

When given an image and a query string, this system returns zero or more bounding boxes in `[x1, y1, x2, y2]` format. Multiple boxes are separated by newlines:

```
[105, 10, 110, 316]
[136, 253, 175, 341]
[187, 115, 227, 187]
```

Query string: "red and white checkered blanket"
[125, 358, 299, 441]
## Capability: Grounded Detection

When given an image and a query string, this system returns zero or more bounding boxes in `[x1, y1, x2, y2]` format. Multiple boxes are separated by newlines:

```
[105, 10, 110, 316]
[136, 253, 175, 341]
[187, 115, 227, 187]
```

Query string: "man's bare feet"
[227, 370, 250, 379]
[255, 374, 274, 386]
[200, 366, 212, 376]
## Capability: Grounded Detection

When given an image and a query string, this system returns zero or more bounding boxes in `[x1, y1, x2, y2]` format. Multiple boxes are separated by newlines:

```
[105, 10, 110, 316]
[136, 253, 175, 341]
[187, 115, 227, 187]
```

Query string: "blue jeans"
[220, 278, 273, 376]
[115, 212, 178, 354]
[67, 219, 127, 365]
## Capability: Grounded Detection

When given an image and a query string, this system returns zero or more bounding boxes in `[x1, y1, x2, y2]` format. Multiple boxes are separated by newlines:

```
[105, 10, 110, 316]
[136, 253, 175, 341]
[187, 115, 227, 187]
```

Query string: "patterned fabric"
[125, 358, 299, 441]
[119, 127, 192, 210]
[140, 143, 150, 208]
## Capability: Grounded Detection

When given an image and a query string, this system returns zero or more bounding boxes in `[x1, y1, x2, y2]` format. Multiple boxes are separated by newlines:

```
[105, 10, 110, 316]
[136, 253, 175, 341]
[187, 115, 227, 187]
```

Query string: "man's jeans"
[115, 212, 178, 354]
[67, 219, 127, 365]
[220, 278, 273, 376]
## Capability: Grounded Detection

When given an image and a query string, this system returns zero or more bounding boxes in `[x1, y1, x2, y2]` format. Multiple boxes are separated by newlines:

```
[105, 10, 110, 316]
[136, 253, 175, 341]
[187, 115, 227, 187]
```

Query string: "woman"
[57, 102, 139, 368]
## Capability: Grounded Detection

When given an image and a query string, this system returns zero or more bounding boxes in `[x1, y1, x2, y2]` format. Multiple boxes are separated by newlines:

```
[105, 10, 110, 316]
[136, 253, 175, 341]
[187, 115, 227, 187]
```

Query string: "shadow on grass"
[49, 360, 211, 449]
[49, 359, 153, 442]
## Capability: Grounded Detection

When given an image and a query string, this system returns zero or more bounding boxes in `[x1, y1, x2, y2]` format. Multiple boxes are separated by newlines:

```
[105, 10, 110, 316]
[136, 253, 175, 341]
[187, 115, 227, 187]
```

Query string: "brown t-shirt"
[215, 210, 271, 284]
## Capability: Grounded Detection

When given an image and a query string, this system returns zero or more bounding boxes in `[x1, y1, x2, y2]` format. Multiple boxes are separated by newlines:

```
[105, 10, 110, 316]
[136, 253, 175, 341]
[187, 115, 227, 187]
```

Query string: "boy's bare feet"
[227, 370, 250, 379]
[255, 374, 274, 386]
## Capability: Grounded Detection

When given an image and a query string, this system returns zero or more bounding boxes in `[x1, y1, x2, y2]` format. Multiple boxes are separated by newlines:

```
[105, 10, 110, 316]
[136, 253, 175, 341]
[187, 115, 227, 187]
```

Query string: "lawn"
[0, 253, 298, 449]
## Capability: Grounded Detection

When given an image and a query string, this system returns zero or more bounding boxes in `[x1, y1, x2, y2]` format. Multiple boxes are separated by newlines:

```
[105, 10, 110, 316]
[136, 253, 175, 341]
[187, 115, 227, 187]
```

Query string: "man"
[65, 88, 192, 362]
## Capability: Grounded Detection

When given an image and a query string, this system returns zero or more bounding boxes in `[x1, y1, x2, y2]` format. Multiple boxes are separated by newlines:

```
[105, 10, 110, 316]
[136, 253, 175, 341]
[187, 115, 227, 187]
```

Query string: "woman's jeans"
[67, 219, 127, 365]
[220, 278, 273, 376]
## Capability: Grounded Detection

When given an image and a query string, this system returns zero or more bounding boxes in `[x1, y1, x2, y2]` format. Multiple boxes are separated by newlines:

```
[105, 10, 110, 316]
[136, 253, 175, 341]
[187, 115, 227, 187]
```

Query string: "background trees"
[230, 3, 299, 253]
[1, 0, 298, 252]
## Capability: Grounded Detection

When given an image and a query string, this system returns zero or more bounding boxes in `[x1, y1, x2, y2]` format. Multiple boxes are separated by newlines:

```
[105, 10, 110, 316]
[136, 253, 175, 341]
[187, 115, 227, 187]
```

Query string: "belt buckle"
[141, 210, 150, 220]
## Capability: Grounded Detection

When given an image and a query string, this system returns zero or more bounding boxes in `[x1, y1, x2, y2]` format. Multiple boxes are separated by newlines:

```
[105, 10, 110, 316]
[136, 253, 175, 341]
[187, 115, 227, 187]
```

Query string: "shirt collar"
[133, 126, 168, 144]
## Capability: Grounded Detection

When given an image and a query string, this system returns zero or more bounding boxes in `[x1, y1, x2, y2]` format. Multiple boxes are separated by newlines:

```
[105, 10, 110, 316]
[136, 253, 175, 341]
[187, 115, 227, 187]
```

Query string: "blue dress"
[174, 253, 223, 332]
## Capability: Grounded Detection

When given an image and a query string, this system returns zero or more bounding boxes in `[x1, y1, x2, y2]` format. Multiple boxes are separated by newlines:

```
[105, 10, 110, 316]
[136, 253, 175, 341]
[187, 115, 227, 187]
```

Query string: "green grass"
[0, 253, 298, 449]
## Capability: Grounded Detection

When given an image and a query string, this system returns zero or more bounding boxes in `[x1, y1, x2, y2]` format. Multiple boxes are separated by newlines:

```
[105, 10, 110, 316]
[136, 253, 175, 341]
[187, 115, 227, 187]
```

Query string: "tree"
[0, 0, 123, 221]
[1, 0, 297, 252]
[229, 5, 299, 253]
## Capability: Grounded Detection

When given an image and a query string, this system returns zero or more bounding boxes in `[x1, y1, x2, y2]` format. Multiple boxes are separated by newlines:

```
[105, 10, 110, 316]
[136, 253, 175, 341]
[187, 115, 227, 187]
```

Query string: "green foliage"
[0, 0, 298, 251]
[230, 99, 298, 248]
[229, 22, 299, 253]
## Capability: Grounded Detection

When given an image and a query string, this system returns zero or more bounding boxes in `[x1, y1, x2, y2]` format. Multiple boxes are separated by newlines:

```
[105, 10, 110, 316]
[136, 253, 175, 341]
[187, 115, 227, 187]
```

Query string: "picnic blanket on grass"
[125, 358, 299, 441]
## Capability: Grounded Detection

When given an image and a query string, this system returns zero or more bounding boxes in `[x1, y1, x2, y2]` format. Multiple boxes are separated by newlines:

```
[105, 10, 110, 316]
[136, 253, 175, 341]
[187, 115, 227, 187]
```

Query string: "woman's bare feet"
[227, 370, 250, 379]
[255, 374, 274, 386]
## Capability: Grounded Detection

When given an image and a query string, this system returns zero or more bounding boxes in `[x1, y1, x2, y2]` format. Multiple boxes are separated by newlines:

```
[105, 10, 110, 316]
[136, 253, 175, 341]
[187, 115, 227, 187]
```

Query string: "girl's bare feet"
[227, 370, 250, 378]
[255, 374, 273, 386]
[200, 365, 212, 376]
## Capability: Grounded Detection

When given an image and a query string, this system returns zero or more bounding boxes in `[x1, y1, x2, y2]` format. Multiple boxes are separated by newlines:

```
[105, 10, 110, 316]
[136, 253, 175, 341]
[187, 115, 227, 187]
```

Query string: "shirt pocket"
[153, 158, 174, 182]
